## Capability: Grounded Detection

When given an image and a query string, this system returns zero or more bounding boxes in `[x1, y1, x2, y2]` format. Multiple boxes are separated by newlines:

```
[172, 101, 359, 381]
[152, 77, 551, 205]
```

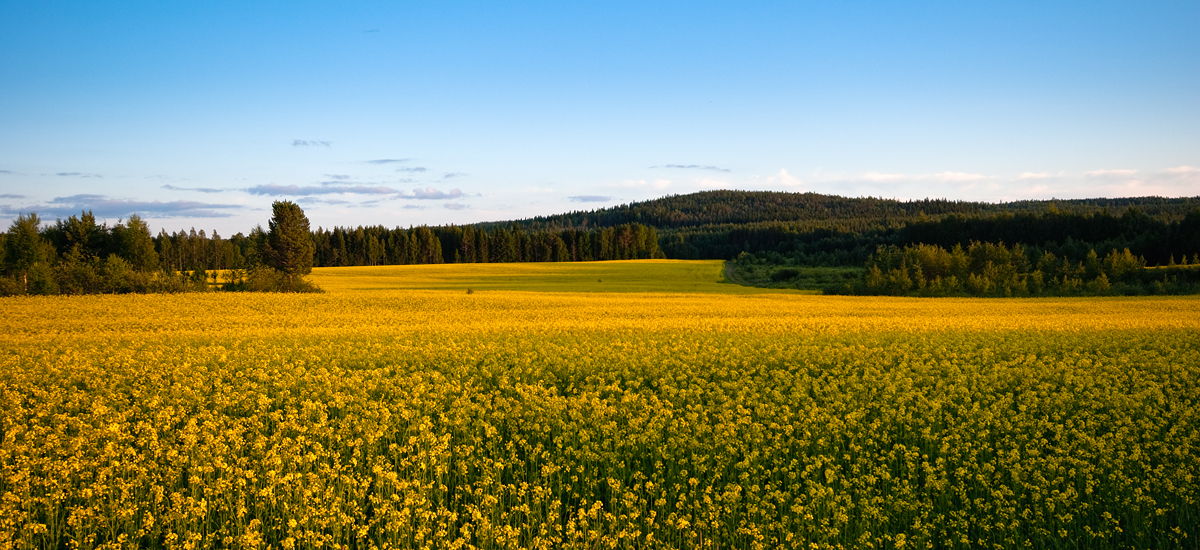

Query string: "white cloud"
[860, 172, 908, 183]
[1016, 172, 1052, 180]
[409, 187, 464, 200]
[930, 171, 988, 183]
[853, 171, 989, 184]
[765, 168, 803, 187]
[1156, 165, 1200, 179]
[1084, 169, 1138, 179]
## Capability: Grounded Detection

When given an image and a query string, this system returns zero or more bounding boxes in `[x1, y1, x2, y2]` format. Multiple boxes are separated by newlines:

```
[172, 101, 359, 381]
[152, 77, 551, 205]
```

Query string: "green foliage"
[117, 214, 159, 272]
[3, 213, 50, 294]
[770, 267, 800, 282]
[311, 222, 661, 268]
[266, 201, 315, 281]
[850, 242, 1200, 297]
[729, 256, 861, 292]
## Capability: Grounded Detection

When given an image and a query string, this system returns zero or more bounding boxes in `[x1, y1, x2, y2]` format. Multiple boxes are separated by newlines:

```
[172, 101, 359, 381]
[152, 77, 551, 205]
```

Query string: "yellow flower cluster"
[1, 291, 1197, 549]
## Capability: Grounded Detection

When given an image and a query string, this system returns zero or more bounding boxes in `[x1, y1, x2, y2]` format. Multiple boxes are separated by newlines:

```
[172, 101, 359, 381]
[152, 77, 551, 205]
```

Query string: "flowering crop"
[1, 274, 1198, 549]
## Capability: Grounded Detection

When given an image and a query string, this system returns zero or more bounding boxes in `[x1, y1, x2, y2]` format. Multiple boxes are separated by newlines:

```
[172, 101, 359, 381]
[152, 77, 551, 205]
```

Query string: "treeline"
[0, 202, 323, 296]
[0, 212, 214, 295]
[311, 223, 662, 267]
[493, 190, 1200, 271]
[830, 242, 1200, 297]
[676, 206, 1200, 269]
[0, 206, 661, 295]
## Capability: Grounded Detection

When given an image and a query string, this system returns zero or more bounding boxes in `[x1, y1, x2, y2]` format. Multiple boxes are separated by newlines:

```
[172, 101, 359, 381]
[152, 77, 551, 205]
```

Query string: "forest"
[1, 191, 1198, 295]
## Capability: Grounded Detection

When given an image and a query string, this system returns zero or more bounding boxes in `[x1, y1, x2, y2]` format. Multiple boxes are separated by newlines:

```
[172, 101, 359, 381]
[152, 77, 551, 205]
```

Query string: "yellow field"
[2, 261, 1198, 549]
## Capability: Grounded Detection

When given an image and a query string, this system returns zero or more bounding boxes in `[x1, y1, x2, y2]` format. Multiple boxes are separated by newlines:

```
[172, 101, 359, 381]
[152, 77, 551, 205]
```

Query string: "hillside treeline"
[496, 190, 1200, 271]
[837, 242, 1200, 296]
[498, 191, 1200, 231]
[679, 205, 1200, 269]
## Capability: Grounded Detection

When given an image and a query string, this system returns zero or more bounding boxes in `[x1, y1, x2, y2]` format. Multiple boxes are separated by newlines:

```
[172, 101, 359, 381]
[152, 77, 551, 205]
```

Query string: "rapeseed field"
[2, 261, 1197, 549]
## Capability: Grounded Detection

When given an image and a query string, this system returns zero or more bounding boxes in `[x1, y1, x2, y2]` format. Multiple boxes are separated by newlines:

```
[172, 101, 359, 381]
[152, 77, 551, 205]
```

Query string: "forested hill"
[487, 191, 1200, 232]
[476, 191, 1200, 268]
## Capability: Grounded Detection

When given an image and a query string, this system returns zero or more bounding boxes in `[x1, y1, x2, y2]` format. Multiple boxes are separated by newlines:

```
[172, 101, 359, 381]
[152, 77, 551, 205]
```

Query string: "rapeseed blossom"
[1, 291, 1197, 549]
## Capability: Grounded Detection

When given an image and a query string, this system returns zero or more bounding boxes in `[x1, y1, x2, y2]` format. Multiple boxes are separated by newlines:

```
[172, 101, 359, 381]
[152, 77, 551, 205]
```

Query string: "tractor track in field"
[722, 261, 752, 287]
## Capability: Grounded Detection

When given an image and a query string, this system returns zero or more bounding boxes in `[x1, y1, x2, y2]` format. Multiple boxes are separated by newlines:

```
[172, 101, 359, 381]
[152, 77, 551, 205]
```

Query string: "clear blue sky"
[2, 1, 1197, 235]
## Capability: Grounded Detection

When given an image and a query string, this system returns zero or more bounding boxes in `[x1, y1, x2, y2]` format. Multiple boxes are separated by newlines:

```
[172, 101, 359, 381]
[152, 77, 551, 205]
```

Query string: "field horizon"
[307, 259, 809, 295]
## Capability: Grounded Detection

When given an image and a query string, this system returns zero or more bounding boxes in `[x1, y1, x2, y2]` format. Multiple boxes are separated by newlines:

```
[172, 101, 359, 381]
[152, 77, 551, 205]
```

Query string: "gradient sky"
[2, 1, 1198, 235]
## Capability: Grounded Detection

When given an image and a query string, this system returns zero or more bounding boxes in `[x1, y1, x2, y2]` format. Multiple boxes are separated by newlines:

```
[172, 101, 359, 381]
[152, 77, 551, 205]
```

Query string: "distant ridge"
[482, 190, 1200, 231]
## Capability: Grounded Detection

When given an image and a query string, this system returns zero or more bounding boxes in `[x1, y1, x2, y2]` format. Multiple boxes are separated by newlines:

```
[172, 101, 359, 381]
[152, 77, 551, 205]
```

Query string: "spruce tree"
[4, 213, 47, 293]
[265, 201, 314, 288]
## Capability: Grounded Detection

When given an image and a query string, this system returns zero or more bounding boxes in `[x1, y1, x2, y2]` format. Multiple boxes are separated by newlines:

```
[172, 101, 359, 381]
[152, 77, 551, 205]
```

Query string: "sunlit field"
[306, 259, 787, 294]
[2, 261, 1198, 549]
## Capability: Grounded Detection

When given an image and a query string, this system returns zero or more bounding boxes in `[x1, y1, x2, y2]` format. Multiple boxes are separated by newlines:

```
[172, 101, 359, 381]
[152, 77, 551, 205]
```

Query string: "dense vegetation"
[310, 223, 661, 267]
[3, 282, 1197, 549]
[0, 202, 321, 295]
[4, 191, 1198, 295]
[849, 243, 1200, 296]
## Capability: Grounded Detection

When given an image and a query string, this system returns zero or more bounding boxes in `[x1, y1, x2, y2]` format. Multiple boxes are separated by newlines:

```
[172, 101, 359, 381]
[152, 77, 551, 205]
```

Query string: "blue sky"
[1, 1, 1197, 234]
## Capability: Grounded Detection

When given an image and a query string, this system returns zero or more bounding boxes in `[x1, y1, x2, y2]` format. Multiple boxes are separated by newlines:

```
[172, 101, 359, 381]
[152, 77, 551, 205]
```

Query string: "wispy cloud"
[859, 172, 907, 183]
[402, 205, 425, 210]
[1, 195, 243, 218]
[365, 158, 409, 164]
[1085, 169, 1138, 179]
[976, 166, 1199, 202]
[569, 195, 613, 203]
[857, 171, 989, 183]
[162, 184, 227, 193]
[443, 172, 466, 179]
[293, 140, 331, 147]
[656, 164, 731, 173]
[246, 183, 400, 196]
[443, 203, 467, 210]
[1080, 166, 1200, 195]
[396, 167, 427, 173]
[364, 29, 380, 33]
[410, 187, 464, 200]
[295, 197, 351, 205]
[323, 174, 351, 180]
[765, 168, 802, 187]
[0, 194, 24, 199]
[0, 170, 14, 175]
[930, 172, 988, 183]
[1151, 165, 1200, 185]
